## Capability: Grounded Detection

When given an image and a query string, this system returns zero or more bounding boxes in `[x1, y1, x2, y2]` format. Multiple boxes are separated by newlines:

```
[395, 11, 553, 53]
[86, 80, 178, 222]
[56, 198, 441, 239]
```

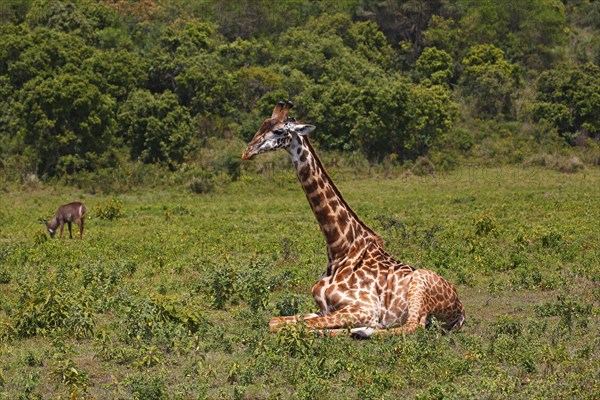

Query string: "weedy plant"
[0, 166, 598, 399]
[93, 198, 124, 220]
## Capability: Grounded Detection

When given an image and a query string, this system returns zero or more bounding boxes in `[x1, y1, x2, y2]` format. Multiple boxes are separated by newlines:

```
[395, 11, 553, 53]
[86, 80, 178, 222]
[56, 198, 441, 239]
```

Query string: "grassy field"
[0, 164, 599, 399]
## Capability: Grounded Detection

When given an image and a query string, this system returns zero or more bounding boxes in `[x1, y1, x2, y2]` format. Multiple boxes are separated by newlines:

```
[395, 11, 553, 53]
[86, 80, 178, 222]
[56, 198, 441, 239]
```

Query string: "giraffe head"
[242, 101, 316, 160]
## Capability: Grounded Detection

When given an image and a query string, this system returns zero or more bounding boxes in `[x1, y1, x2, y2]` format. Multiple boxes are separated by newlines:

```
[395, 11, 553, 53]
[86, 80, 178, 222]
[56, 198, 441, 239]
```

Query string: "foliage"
[130, 374, 166, 400]
[188, 170, 215, 194]
[18, 72, 117, 177]
[94, 198, 123, 220]
[8, 281, 95, 339]
[406, 84, 457, 156]
[460, 44, 520, 118]
[422, 15, 466, 61]
[118, 89, 194, 168]
[0, 0, 597, 180]
[83, 49, 148, 101]
[415, 46, 454, 86]
[532, 62, 600, 140]
[0, 167, 598, 398]
[297, 71, 415, 160]
[205, 264, 236, 310]
[456, 0, 567, 70]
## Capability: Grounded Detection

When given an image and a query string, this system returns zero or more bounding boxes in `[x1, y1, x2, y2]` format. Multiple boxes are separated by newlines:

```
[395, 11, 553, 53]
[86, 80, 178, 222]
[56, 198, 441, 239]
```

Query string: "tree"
[83, 49, 148, 101]
[299, 13, 394, 69]
[118, 89, 194, 168]
[0, 77, 20, 161]
[533, 62, 600, 140]
[217, 37, 275, 69]
[159, 21, 218, 57]
[26, 0, 119, 43]
[17, 73, 117, 176]
[294, 56, 454, 162]
[406, 84, 457, 156]
[238, 66, 284, 111]
[355, 0, 444, 48]
[350, 75, 412, 160]
[26, 0, 93, 36]
[457, 0, 566, 70]
[422, 15, 465, 60]
[1, 27, 92, 87]
[415, 46, 453, 86]
[460, 44, 520, 118]
[173, 53, 239, 117]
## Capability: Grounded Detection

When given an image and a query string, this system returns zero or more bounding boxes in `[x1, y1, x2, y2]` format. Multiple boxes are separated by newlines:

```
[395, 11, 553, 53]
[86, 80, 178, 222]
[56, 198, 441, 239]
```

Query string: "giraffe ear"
[293, 124, 316, 136]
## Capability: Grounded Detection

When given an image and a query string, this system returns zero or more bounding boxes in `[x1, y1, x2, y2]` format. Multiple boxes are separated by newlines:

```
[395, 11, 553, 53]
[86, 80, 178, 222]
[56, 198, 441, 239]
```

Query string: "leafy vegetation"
[0, 0, 598, 183]
[0, 1, 599, 398]
[1, 166, 599, 398]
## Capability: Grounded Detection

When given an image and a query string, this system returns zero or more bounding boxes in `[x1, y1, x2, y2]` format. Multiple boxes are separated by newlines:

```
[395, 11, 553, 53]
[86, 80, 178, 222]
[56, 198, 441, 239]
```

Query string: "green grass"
[0, 165, 599, 399]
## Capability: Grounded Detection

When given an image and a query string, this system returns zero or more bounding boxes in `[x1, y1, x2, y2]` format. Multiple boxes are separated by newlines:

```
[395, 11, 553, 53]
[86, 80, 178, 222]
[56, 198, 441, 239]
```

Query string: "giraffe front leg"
[300, 305, 374, 331]
[269, 306, 375, 334]
[269, 314, 320, 332]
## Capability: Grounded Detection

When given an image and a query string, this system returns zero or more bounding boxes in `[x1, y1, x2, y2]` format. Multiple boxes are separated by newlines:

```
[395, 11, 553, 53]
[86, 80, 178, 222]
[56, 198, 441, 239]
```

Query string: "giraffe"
[242, 101, 465, 338]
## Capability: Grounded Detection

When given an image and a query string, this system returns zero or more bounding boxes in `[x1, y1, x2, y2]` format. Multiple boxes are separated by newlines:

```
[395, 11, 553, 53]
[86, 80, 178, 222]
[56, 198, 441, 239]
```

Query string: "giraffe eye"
[273, 129, 285, 136]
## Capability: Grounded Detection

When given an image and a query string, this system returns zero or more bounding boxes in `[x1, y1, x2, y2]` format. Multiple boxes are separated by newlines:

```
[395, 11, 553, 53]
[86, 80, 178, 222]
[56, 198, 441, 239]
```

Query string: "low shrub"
[189, 170, 215, 194]
[535, 295, 592, 331]
[8, 284, 95, 339]
[130, 374, 167, 400]
[94, 198, 124, 220]
[525, 153, 585, 173]
[0, 268, 10, 284]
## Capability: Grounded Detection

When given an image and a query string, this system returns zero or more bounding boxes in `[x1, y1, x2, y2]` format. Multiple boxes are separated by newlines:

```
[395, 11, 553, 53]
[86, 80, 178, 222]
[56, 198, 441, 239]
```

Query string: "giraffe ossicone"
[243, 101, 465, 338]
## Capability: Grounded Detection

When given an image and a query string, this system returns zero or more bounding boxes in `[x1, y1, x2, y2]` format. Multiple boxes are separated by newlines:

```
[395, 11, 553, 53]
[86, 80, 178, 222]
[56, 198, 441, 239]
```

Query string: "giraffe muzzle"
[242, 147, 255, 160]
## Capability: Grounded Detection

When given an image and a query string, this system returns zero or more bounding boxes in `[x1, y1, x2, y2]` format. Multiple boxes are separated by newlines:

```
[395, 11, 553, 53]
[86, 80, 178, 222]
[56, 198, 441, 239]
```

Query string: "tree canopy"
[0, 0, 598, 180]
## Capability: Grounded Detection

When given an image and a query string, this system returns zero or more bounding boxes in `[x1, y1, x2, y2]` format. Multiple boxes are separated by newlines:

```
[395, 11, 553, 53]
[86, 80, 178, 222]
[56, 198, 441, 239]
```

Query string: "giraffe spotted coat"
[243, 101, 465, 338]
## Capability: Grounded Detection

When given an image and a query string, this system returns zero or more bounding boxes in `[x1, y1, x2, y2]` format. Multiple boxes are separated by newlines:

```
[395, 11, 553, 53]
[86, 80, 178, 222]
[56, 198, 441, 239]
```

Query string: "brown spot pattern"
[245, 103, 465, 336]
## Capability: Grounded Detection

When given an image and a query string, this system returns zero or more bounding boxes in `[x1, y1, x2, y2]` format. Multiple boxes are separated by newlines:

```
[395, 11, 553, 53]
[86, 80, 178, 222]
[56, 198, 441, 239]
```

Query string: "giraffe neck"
[288, 135, 382, 266]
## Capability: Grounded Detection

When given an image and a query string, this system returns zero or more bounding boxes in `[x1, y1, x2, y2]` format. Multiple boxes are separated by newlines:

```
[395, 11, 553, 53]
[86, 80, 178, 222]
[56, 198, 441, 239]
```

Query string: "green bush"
[406, 84, 457, 156]
[276, 292, 308, 317]
[213, 151, 242, 181]
[415, 47, 453, 86]
[51, 358, 89, 388]
[206, 265, 237, 309]
[0, 268, 11, 284]
[273, 322, 317, 357]
[460, 44, 520, 118]
[9, 284, 95, 339]
[533, 63, 600, 141]
[238, 264, 270, 312]
[118, 89, 194, 168]
[130, 374, 166, 400]
[94, 198, 123, 220]
[473, 215, 497, 237]
[189, 170, 215, 194]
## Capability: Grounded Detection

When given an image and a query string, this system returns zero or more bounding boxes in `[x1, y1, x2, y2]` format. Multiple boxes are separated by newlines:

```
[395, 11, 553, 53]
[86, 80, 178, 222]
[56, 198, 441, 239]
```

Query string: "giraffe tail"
[453, 313, 466, 331]
[442, 312, 465, 332]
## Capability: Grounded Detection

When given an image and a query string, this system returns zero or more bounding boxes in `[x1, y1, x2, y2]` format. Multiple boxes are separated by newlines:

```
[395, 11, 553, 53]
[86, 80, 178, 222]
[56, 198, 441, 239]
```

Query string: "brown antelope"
[45, 202, 87, 239]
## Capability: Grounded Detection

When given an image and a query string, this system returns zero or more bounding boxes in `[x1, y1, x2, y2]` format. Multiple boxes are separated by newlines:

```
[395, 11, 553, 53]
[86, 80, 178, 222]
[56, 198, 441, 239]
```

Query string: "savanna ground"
[0, 162, 598, 399]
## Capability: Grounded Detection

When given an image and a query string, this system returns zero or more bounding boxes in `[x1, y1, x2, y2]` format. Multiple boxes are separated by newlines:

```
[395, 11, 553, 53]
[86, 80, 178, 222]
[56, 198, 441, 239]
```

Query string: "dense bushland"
[0, 0, 599, 186]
